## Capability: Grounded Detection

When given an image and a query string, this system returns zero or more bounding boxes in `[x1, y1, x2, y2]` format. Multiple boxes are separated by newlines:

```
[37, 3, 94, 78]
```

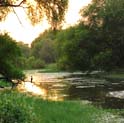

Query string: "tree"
[80, 0, 124, 71]
[15, 42, 31, 69]
[17, 42, 30, 58]
[0, 33, 25, 82]
[56, 24, 93, 71]
[0, 0, 68, 30]
[31, 30, 57, 64]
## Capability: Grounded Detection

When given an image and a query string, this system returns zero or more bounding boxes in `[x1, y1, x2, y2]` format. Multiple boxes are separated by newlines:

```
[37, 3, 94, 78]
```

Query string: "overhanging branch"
[0, 0, 26, 7]
[12, 7, 24, 26]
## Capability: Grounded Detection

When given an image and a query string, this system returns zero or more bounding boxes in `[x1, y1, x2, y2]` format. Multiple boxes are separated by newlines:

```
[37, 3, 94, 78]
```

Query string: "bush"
[27, 56, 45, 69]
[0, 103, 28, 123]
[0, 33, 25, 82]
[32, 59, 45, 69]
[0, 91, 31, 123]
[0, 80, 11, 87]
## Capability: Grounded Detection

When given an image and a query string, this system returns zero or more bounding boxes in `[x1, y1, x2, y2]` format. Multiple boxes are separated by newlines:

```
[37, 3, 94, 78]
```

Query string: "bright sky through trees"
[0, 0, 91, 44]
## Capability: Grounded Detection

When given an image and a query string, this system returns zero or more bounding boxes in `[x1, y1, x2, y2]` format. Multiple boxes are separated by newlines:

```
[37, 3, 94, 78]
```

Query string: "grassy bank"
[0, 80, 11, 88]
[0, 90, 124, 123]
[87, 70, 124, 81]
[39, 63, 61, 73]
[105, 73, 124, 80]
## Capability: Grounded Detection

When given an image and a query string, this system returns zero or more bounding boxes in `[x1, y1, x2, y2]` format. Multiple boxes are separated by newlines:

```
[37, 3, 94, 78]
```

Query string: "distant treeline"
[18, 0, 124, 72]
[0, 0, 124, 82]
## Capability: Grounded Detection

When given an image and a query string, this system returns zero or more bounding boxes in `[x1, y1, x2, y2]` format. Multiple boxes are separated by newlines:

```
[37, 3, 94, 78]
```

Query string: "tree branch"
[12, 7, 24, 27]
[0, 0, 26, 7]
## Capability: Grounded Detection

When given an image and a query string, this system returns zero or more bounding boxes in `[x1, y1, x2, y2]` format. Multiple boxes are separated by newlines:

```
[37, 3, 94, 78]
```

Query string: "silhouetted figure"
[31, 76, 33, 83]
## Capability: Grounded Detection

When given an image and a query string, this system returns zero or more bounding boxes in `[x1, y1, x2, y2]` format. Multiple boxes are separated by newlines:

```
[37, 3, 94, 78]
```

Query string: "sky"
[0, 0, 91, 45]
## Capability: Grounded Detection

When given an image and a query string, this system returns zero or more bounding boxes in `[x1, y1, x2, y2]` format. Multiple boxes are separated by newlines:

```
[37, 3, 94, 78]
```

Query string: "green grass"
[102, 71, 124, 82]
[89, 71, 124, 81]
[105, 73, 124, 79]
[0, 80, 12, 88]
[40, 63, 61, 73]
[0, 90, 124, 123]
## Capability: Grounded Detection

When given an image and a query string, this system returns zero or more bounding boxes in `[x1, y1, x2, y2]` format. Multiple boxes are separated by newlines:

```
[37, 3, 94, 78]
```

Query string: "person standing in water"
[31, 76, 33, 83]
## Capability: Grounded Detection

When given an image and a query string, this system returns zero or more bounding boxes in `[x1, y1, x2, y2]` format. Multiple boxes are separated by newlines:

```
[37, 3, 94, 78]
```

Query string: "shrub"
[0, 80, 11, 87]
[0, 91, 31, 123]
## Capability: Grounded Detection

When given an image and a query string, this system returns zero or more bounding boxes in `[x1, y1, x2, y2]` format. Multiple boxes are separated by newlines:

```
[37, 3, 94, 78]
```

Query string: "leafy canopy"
[0, 0, 68, 30]
[79, 0, 124, 71]
[0, 33, 25, 81]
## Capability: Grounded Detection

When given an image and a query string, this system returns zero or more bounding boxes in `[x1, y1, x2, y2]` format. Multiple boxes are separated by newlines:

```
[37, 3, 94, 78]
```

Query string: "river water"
[18, 70, 124, 109]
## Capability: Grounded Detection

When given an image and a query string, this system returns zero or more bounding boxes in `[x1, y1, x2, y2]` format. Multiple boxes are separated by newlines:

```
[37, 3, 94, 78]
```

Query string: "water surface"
[18, 70, 124, 109]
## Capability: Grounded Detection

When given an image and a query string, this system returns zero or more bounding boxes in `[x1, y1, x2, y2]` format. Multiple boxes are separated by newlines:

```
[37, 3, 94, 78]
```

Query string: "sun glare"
[64, 0, 92, 27]
[18, 82, 46, 96]
[0, 9, 49, 45]
[0, 0, 91, 45]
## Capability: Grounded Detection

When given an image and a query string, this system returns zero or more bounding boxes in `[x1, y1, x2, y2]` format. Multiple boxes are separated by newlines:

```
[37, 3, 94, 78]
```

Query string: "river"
[18, 70, 124, 109]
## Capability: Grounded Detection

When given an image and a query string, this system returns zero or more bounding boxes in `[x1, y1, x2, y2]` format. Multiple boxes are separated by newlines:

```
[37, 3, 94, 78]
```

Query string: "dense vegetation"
[0, 34, 24, 82]
[0, 90, 123, 123]
[0, 0, 68, 82]
[1, 0, 123, 76]
[22, 0, 123, 72]
[0, 0, 68, 30]
[1, 0, 123, 73]
[0, 0, 124, 122]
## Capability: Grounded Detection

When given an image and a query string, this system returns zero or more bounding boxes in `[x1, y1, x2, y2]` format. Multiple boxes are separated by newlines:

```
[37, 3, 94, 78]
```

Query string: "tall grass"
[0, 90, 123, 123]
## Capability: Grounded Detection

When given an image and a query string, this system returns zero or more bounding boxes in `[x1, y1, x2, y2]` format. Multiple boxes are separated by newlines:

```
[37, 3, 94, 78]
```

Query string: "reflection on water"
[18, 82, 46, 96]
[18, 70, 124, 109]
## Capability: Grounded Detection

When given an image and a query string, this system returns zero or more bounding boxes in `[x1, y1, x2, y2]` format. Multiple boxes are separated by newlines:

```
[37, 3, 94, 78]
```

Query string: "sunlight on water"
[48, 95, 61, 101]
[18, 82, 46, 96]
[18, 81, 65, 101]
[47, 90, 64, 101]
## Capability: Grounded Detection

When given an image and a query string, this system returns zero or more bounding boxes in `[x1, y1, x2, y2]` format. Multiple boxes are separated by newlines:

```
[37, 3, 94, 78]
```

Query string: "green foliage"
[27, 56, 45, 69]
[31, 0, 124, 72]
[93, 50, 113, 71]
[45, 63, 60, 72]
[17, 42, 31, 58]
[0, 91, 122, 123]
[0, 34, 20, 60]
[56, 24, 92, 71]
[0, 91, 32, 123]
[0, 80, 11, 87]
[0, 33, 25, 81]
[31, 30, 57, 64]
[0, 103, 28, 123]
[16, 42, 46, 69]
[39, 63, 60, 72]
[79, 0, 124, 71]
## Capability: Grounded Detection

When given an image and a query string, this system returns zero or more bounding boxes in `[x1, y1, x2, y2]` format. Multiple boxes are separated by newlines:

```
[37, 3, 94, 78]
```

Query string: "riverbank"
[39, 64, 124, 81]
[0, 90, 124, 123]
[39, 63, 61, 73]
[85, 71, 124, 81]
[105, 73, 124, 81]
[0, 80, 11, 88]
